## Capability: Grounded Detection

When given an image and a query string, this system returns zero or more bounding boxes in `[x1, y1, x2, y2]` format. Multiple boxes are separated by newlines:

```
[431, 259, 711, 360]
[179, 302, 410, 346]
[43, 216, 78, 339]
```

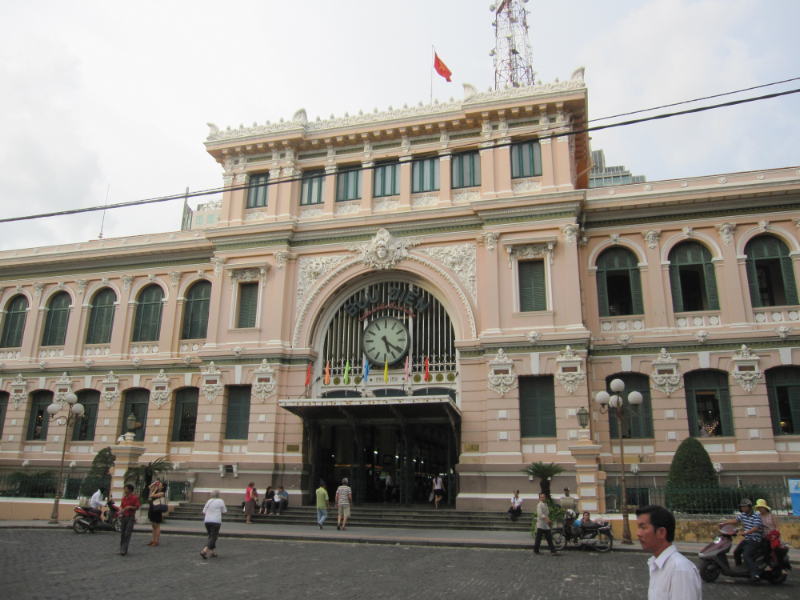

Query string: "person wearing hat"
[720, 498, 762, 581]
[754, 499, 781, 570]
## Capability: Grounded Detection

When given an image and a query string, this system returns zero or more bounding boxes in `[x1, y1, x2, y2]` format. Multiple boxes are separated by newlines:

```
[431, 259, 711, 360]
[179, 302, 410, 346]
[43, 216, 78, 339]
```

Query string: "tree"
[124, 456, 173, 504]
[668, 437, 717, 487]
[522, 461, 565, 500]
[79, 447, 116, 497]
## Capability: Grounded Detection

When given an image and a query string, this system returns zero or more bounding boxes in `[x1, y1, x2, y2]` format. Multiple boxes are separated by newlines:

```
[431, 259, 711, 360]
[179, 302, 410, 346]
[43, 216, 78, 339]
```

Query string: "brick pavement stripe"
[0, 530, 797, 600]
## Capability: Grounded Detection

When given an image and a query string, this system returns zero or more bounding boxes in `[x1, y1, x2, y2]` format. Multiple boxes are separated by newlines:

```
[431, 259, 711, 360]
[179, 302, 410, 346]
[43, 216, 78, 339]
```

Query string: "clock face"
[362, 317, 410, 365]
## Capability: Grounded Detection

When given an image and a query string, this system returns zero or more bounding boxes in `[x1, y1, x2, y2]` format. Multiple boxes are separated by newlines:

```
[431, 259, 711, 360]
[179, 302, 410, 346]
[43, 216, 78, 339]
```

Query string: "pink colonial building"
[1, 66, 799, 513]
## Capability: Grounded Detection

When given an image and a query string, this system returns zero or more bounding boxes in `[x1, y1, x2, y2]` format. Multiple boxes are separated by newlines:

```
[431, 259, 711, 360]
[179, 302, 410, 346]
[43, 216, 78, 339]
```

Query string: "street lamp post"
[595, 378, 643, 545]
[47, 391, 84, 525]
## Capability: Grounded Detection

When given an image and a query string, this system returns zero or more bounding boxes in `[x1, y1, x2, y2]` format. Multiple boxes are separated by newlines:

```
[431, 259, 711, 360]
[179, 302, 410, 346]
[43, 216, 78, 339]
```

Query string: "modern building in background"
[1, 63, 799, 515]
[589, 148, 647, 188]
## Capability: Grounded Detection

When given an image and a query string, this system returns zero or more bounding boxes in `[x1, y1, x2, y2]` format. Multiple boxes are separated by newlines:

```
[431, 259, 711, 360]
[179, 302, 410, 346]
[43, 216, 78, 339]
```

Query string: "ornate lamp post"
[595, 378, 643, 545]
[576, 406, 590, 430]
[46, 392, 84, 524]
[125, 412, 137, 440]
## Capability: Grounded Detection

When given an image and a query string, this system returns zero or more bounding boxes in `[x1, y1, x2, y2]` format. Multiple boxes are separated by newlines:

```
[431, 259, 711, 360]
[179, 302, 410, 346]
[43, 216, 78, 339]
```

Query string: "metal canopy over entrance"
[280, 395, 461, 507]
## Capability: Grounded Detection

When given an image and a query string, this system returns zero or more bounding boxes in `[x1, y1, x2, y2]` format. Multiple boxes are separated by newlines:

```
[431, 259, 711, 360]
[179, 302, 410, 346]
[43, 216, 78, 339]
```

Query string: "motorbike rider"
[720, 498, 762, 580]
[88, 487, 108, 524]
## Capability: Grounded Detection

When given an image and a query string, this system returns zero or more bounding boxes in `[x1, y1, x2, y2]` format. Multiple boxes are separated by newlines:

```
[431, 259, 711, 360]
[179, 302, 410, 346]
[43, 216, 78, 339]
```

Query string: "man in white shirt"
[508, 490, 523, 521]
[636, 504, 702, 600]
[89, 488, 106, 523]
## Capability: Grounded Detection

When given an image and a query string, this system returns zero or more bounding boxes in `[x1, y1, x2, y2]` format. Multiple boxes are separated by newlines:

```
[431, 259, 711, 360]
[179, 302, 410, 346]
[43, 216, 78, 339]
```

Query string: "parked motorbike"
[73, 499, 121, 534]
[552, 510, 613, 553]
[698, 524, 791, 585]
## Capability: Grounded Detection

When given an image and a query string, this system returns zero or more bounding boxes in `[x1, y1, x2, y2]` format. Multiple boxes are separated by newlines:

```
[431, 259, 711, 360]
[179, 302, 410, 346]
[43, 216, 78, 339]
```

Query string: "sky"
[1, 0, 799, 251]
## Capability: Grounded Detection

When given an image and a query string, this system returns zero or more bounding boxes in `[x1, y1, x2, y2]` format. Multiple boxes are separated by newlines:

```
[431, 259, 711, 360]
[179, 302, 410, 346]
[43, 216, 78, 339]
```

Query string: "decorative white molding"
[252, 359, 277, 402]
[641, 230, 661, 251]
[345, 229, 422, 271]
[132, 358, 142, 367]
[650, 349, 683, 396]
[33, 283, 44, 299]
[229, 266, 268, 289]
[10, 374, 27, 409]
[758, 219, 770, 233]
[76, 280, 87, 295]
[682, 226, 694, 239]
[488, 349, 517, 396]
[775, 325, 793, 339]
[38, 361, 48, 370]
[150, 370, 172, 408]
[84, 359, 95, 367]
[715, 223, 736, 246]
[730, 345, 763, 393]
[555, 346, 586, 394]
[211, 257, 226, 277]
[418, 244, 477, 301]
[169, 272, 181, 288]
[411, 193, 439, 208]
[560, 224, 580, 247]
[244, 211, 268, 222]
[182, 356, 194, 366]
[274, 251, 293, 270]
[121, 275, 133, 293]
[232, 346, 244, 358]
[482, 232, 498, 253]
[506, 242, 555, 268]
[300, 207, 324, 219]
[527, 331, 542, 344]
[610, 234, 621, 246]
[694, 330, 710, 344]
[336, 202, 361, 216]
[53, 372, 72, 408]
[453, 190, 480, 203]
[200, 362, 224, 402]
[373, 198, 399, 212]
[513, 178, 542, 193]
[101, 372, 120, 408]
[616, 335, 633, 348]
[296, 255, 349, 314]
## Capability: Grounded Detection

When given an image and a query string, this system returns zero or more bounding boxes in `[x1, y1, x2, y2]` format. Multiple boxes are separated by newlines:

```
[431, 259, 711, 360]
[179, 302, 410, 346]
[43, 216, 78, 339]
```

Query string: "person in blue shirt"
[720, 498, 762, 581]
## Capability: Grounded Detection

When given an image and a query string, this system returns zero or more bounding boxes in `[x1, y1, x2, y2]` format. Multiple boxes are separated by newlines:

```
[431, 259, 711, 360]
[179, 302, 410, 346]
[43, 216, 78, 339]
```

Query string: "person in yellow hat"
[754, 498, 781, 571]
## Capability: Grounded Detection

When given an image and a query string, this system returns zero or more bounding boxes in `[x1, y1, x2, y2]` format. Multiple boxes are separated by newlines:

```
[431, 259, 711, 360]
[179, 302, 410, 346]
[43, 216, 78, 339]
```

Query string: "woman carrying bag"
[147, 480, 167, 546]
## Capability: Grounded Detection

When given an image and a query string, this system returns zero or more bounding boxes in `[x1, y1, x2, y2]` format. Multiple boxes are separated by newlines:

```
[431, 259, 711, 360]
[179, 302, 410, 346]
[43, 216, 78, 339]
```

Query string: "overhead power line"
[1, 85, 798, 226]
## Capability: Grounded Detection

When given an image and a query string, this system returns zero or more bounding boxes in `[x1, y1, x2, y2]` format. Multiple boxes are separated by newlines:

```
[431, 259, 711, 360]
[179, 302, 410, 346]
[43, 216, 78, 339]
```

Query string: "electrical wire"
[584, 75, 800, 123]
[1, 85, 798, 226]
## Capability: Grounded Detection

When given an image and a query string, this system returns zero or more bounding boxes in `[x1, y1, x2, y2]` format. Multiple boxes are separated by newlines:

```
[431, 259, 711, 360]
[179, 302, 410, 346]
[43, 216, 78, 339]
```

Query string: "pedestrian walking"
[533, 492, 561, 556]
[433, 474, 445, 509]
[335, 478, 352, 531]
[316, 480, 329, 529]
[118, 484, 139, 556]
[636, 504, 701, 599]
[200, 490, 227, 559]
[146, 480, 165, 546]
[508, 490, 523, 522]
[244, 482, 257, 524]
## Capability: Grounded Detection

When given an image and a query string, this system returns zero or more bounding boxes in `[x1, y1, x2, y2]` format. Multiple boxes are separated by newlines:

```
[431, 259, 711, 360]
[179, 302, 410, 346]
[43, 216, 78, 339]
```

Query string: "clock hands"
[381, 335, 403, 354]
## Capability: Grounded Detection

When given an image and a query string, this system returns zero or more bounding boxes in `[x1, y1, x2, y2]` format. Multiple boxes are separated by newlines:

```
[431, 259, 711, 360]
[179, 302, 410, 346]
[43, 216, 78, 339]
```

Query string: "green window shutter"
[745, 256, 761, 308]
[122, 389, 149, 441]
[43, 292, 71, 346]
[519, 376, 556, 437]
[133, 285, 164, 342]
[668, 264, 683, 313]
[530, 261, 546, 310]
[172, 388, 199, 442]
[1, 296, 28, 348]
[684, 386, 700, 437]
[518, 262, 534, 311]
[640, 390, 654, 438]
[518, 261, 546, 311]
[703, 262, 720, 310]
[247, 174, 268, 208]
[630, 266, 644, 315]
[788, 386, 800, 436]
[766, 385, 783, 435]
[72, 391, 99, 441]
[0, 394, 7, 439]
[717, 382, 734, 437]
[596, 270, 609, 317]
[226, 387, 251, 440]
[86, 289, 116, 345]
[511, 144, 521, 178]
[237, 283, 258, 328]
[27, 392, 52, 440]
[182, 281, 211, 339]
[780, 255, 799, 305]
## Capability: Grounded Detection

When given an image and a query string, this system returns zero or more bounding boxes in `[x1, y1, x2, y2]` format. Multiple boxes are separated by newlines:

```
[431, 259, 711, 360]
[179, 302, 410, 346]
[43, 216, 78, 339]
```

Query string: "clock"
[362, 316, 410, 365]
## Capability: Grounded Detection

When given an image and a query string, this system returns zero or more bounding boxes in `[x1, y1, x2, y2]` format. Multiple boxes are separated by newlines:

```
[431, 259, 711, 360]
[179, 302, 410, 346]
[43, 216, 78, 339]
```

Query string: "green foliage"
[79, 447, 116, 497]
[124, 456, 173, 504]
[522, 461, 565, 499]
[668, 437, 717, 487]
[1, 471, 57, 497]
[529, 499, 566, 537]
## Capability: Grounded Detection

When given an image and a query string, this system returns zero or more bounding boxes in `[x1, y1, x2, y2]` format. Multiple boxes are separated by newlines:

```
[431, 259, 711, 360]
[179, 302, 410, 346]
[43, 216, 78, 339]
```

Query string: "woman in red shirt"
[118, 484, 140, 556]
[245, 483, 257, 525]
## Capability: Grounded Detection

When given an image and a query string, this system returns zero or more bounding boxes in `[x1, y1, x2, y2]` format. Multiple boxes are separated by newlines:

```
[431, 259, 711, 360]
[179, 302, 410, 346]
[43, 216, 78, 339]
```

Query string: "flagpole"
[431, 45, 434, 104]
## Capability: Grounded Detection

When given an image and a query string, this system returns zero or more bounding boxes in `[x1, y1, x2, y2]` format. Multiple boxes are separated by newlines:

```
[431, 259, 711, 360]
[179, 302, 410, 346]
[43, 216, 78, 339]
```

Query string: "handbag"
[152, 495, 169, 514]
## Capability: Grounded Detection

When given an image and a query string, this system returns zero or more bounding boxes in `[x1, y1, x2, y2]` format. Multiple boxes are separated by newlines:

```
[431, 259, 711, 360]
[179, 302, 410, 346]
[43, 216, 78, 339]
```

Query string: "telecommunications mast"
[489, 0, 536, 90]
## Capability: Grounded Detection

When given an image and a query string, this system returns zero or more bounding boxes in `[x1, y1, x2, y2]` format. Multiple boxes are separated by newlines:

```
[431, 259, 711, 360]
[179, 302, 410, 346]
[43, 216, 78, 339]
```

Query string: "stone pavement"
[0, 528, 797, 600]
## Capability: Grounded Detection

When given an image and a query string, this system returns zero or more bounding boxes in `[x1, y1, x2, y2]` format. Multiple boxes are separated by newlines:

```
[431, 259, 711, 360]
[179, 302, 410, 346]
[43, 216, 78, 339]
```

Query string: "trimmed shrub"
[79, 447, 115, 497]
[668, 437, 717, 487]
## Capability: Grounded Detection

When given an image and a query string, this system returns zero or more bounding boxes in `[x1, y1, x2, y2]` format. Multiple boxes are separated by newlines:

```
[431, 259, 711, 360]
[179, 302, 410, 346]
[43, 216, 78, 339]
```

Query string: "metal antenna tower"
[489, 0, 536, 90]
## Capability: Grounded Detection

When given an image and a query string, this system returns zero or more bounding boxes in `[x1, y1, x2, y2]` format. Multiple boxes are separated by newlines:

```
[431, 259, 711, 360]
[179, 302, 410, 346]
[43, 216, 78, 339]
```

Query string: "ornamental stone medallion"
[650, 349, 683, 396]
[201, 362, 224, 402]
[730, 345, 763, 393]
[101, 372, 120, 408]
[488, 349, 517, 396]
[10, 374, 27, 409]
[555, 346, 586, 394]
[345, 228, 422, 271]
[252, 359, 277, 402]
[150, 370, 172, 408]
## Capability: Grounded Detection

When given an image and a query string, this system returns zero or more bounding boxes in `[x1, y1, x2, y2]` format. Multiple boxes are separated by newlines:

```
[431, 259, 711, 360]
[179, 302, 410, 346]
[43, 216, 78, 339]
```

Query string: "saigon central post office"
[1, 67, 800, 513]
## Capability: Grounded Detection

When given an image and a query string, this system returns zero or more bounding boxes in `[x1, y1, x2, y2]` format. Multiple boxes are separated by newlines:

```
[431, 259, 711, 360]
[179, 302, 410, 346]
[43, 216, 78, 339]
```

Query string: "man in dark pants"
[721, 498, 763, 581]
[533, 492, 561, 556]
[118, 484, 139, 556]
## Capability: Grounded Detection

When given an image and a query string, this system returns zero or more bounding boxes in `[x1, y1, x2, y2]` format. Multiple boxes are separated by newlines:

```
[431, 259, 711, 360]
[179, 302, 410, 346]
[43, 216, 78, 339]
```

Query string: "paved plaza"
[0, 529, 796, 599]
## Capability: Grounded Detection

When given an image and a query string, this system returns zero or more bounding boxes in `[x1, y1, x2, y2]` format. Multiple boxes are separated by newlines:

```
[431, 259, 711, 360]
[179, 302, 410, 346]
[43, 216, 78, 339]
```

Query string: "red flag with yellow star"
[434, 52, 452, 82]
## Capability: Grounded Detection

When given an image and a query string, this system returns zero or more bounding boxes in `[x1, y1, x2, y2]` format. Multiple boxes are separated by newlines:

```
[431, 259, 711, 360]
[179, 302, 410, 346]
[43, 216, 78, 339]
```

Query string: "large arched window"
[766, 367, 800, 435]
[132, 285, 164, 342]
[606, 373, 653, 439]
[745, 235, 799, 308]
[41, 292, 71, 346]
[121, 389, 149, 442]
[181, 281, 212, 340]
[1, 295, 28, 348]
[684, 370, 733, 437]
[85, 288, 116, 345]
[595, 248, 644, 317]
[73, 390, 99, 441]
[172, 388, 199, 442]
[27, 390, 53, 440]
[668, 242, 720, 313]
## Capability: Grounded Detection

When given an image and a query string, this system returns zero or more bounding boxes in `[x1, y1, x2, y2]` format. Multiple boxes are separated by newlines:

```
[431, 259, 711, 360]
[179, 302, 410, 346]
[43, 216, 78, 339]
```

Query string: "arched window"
[85, 288, 116, 345]
[121, 389, 149, 442]
[745, 235, 799, 308]
[41, 292, 71, 346]
[684, 370, 733, 437]
[181, 281, 211, 340]
[668, 242, 720, 313]
[596, 248, 644, 317]
[766, 367, 800, 435]
[132, 285, 164, 342]
[172, 388, 199, 442]
[27, 390, 53, 440]
[1, 295, 28, 348]
[73, 390, 99, 441]
[606, 373, 653, 439]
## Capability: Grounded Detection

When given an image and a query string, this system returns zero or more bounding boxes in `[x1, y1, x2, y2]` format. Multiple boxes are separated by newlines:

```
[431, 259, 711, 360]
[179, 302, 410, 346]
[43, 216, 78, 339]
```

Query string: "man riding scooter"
[720, 498, 762, 581]
[87, 487, 109, 526]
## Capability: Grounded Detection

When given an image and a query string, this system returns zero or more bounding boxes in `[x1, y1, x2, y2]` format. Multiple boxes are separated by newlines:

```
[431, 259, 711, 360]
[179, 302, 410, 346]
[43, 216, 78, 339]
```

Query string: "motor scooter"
[698, 524, 790, 585]
[73, 499, 121, 534]
[552, 510, 613, 553]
